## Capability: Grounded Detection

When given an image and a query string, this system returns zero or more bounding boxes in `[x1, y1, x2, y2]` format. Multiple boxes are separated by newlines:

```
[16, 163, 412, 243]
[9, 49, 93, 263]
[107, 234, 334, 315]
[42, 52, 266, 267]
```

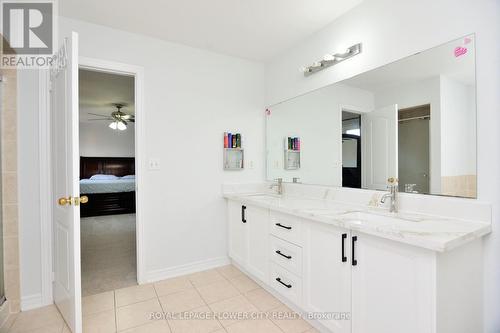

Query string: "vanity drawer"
[269, 262, 302, 305]
[269, 235, 303, 276]
[270, 211, 303, 245]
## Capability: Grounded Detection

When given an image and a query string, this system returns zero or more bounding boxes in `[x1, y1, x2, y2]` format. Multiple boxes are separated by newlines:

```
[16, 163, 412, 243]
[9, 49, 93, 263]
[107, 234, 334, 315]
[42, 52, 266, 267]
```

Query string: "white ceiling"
[79, 69, 135, 123]
[60, 0, 363, 61]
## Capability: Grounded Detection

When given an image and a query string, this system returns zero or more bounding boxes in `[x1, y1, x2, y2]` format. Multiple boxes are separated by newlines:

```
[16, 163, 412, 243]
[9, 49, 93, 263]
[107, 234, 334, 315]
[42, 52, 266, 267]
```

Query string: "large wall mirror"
[266, 35, 476, 198]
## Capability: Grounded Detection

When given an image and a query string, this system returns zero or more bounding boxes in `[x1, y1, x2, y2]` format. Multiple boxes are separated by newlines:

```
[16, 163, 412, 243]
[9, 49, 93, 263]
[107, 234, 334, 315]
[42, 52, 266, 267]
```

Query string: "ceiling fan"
[88, 103, 135, 131]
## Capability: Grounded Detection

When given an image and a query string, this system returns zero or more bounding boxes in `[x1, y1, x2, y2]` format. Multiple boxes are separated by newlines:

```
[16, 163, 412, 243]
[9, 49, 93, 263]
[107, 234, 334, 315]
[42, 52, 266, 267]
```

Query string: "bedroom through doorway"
[78, 68, 137, 296]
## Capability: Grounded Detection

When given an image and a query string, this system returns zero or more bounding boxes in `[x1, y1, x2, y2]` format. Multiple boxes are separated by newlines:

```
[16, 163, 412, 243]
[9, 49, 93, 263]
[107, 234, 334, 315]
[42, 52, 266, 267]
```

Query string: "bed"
[79, 157, 136, 217]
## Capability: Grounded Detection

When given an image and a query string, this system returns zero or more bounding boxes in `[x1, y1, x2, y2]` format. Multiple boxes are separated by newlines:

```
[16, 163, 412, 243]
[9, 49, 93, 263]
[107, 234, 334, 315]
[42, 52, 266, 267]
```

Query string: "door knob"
[78, 196, 89, 205]
[58, 196, 73, 206]
[58, 196, 89, 206]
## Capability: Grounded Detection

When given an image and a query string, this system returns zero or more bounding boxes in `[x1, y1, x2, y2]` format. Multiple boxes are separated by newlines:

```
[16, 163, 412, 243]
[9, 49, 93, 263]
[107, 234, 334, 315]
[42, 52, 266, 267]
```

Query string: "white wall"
[79, 122, 135, 158]
[265, 0, 500, 331]
[17, 70, 42, 305]
[18, 17, 266, 307]
[267, 83, 373, 185]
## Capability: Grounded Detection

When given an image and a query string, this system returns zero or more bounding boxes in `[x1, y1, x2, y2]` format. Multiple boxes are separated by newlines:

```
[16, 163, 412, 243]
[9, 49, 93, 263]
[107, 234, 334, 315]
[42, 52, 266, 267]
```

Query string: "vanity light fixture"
[302, 43, 362, 76]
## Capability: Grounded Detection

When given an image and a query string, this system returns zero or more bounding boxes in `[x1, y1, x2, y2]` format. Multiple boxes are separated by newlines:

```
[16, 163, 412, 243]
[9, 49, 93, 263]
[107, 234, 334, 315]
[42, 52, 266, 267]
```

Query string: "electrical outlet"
[148, 158, 161, 170]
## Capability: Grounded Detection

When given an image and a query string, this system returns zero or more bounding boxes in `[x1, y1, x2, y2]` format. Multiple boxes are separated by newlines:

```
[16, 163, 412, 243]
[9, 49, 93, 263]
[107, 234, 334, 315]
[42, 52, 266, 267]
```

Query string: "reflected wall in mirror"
[266, 35, 476, 198]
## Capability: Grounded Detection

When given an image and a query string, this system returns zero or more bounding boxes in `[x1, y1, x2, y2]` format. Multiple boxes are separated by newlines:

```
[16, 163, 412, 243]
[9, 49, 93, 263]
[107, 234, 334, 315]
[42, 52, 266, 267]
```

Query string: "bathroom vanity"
[224, 188, 490, 333]
[224, 34, 489, 332]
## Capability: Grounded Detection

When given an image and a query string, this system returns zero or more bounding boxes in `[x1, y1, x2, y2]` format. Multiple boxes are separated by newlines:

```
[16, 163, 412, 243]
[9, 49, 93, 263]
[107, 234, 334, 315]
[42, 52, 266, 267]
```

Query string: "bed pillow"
[89, 174, 118, 180]
[121, 175, 135, 179]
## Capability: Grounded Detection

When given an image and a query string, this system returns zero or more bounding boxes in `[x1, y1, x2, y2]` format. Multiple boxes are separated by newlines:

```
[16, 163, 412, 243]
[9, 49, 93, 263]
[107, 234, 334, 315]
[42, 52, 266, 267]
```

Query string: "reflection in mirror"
[266, 35, 476, 198]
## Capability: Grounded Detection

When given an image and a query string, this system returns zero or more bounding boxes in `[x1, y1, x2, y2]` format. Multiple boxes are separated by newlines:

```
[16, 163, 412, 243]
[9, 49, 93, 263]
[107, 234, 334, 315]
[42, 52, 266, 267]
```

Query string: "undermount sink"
[337, 211, 419, 226]
[243, 193, 282, 200]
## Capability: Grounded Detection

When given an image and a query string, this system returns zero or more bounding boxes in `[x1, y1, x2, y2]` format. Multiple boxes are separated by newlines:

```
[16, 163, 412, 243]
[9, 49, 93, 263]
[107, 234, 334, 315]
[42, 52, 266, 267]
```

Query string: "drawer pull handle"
[275, 223, 292, 230]
[241, 205, 247, 223]
[275, 250, 292, 259]
[341, 233, 347, 263]
[275, 277, 292, 289]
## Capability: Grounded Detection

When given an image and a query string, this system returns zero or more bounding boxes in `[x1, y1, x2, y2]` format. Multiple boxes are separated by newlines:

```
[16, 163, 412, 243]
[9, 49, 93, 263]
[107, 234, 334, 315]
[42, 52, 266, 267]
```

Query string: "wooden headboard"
[80, 157, 135, 179]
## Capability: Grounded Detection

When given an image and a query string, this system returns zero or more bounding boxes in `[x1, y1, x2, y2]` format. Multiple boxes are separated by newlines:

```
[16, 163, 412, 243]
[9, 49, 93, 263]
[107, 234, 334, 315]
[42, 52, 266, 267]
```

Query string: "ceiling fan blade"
[121, 114, 133, 119]
[87, 112, 109, 117]
[88, 118, 113, 121]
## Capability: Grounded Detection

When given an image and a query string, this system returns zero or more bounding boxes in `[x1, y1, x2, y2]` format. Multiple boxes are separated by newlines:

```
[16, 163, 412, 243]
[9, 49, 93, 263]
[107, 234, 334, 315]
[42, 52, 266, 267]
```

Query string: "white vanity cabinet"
[303, 221, 351, 333]
[350, 233, 434, 333]
[227, 200, 247, 264]
[245, 205, 269, 282]
[226, 200, 483, 333]
[227, 200, 269, 283]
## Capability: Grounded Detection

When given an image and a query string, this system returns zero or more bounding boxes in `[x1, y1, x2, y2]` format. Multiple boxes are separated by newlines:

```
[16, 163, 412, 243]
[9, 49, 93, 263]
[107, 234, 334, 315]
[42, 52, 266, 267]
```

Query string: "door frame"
[39, 57, 145, 307]
[78, 57, 145, 284]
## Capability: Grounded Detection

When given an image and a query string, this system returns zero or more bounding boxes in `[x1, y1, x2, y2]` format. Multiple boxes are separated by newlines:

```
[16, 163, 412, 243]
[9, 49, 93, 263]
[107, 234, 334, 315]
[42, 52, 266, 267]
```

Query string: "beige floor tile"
[154, 276, 193, 297]
[244, 289, 282, 312]
[158, 289, 206, 313]
[115, 284, 156, 307]
[187, 269, 225, 288]
[116, 298, 163, 332]
[16, 322, 65, 333]
[208, 295, 259, 327]
[9, 305, 63, 333]
[62, 324, 71, 333]
[166, 306, 222, 333]
[83, 309, 116, 333]
[216, 265, 243, 280]
[82, 291, 115, 317]
[119, 319, 171, 332]
[228, 275, 260, 293]
[267, 305, 311, 333]
[303, 328, 320, 333]
[225, 319, 282, 333]
[195, 280, 240, 304]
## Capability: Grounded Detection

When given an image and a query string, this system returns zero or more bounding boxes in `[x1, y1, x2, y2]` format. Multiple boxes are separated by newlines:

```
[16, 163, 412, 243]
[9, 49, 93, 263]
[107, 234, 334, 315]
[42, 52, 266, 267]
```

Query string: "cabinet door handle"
[275, 277, 292, 289]
[275, 250, 292, 259]
[275, 223, 292, 230]
[352, 236, 358, 266]
[341, 233, 347, 262]
[241, 205, 247, 223]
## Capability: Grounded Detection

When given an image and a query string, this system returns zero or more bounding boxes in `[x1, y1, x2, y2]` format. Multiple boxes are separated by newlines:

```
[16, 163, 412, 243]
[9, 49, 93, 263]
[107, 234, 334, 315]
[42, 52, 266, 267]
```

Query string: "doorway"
[342, 111, 362, 188]
[398, 105, 430, 194]
[78, 59, 143, 297]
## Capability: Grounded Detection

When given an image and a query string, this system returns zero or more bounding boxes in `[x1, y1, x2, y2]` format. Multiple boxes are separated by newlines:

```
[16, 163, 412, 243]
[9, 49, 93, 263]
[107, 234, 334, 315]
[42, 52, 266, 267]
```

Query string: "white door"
[351, 233, 434, 333]
[303, 222, 351, 333]
[228, 201, 247, 265]
[246, 206, 268, 282]
[361, 104, 398, 190]
[51, 32, 82, 333]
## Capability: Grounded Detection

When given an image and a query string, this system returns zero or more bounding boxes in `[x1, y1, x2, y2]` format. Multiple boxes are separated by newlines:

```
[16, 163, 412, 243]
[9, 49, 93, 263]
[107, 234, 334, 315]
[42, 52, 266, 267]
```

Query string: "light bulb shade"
[117, 121, 127, 131]
[109, 121, 118, 130]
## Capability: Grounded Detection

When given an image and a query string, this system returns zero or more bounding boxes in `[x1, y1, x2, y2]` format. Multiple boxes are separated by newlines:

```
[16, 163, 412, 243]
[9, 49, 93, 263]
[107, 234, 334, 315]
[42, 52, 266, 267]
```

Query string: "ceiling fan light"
[117, 121, 127, 131]
[109, 121, 118, 130]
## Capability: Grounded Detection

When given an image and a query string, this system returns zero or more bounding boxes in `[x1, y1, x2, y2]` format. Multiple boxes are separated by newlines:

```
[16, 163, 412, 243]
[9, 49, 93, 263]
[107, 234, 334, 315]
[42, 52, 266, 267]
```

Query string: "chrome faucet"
[270, 178, 283, 195]
[380, 177, 399, 213]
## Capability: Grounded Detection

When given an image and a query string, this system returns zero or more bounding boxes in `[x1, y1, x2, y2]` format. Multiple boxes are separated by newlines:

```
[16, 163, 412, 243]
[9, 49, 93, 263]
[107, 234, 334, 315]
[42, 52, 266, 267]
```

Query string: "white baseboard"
[144, 256, 230, 283]
[21, 293, 44, 311]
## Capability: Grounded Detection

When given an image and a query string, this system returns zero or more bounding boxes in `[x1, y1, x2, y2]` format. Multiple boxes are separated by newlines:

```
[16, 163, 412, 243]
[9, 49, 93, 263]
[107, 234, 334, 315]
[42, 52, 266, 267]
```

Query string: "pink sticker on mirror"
[265, 108, 271, 116]
[464, 37, 472, 44]
[454, 46, 467, 57]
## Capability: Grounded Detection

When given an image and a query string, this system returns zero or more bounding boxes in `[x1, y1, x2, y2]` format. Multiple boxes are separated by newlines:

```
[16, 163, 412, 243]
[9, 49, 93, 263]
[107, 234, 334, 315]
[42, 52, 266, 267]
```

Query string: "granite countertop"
[224, 192, 491, 252]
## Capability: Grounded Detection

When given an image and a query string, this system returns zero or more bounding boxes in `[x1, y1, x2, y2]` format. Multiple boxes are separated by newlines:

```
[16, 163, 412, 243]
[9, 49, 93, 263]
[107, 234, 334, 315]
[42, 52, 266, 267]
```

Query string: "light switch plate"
[148, 158, 161, 170]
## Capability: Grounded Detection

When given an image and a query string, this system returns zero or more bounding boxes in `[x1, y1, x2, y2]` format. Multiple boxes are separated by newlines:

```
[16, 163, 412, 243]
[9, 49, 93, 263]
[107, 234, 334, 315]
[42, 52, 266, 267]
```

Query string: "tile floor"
[1, 265, 319, 333]
[81, 214, 137, 296]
